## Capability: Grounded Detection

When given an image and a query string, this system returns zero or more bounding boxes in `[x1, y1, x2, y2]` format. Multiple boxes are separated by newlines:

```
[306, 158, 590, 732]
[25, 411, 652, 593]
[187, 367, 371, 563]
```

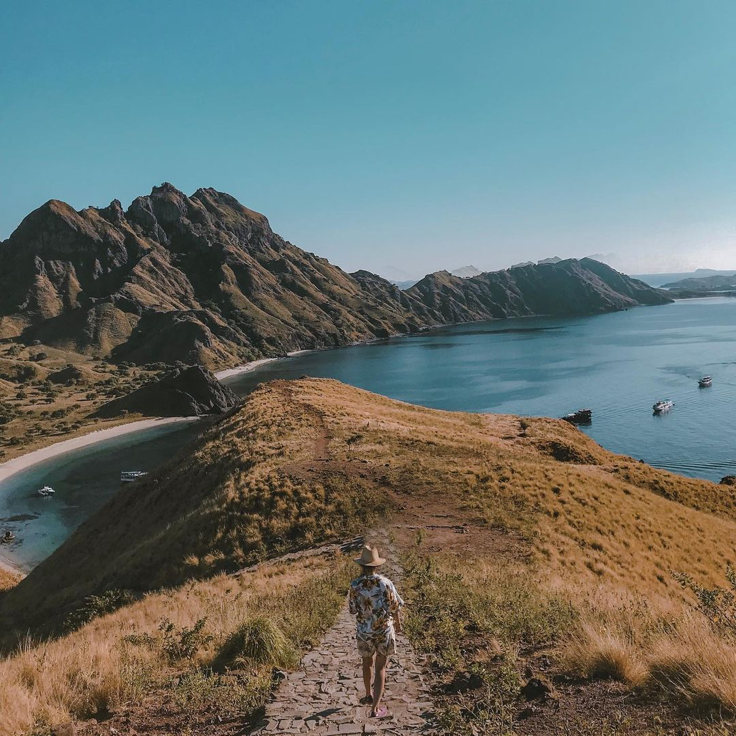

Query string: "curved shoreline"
[0, 417, 198, 485]
[214, 350, 312, 380]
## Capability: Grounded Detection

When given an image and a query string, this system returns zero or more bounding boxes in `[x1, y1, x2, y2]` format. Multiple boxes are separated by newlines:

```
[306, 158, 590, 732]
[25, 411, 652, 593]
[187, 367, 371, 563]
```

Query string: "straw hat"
[353, 545, 386, 567]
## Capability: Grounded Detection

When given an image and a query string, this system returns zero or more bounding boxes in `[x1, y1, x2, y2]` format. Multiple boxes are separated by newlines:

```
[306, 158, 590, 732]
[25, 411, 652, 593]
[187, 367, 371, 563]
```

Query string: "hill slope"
[0, 185, 670, 367]
[1, 379, 735, 733]
[406, 257, 670, 322]
[2, 377, 733, 639]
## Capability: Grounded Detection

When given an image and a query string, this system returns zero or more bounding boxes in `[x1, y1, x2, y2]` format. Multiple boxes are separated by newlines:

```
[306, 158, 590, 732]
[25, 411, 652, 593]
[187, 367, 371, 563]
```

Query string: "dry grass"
[561, 602, 736, 713]
[0, 552, 352, 736]
[0, 566, 21, 592]
[3, 377, 736, 729]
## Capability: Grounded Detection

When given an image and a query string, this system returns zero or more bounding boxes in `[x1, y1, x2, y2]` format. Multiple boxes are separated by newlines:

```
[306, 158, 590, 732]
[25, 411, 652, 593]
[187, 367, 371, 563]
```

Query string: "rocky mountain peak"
[0, 187, 672, 365]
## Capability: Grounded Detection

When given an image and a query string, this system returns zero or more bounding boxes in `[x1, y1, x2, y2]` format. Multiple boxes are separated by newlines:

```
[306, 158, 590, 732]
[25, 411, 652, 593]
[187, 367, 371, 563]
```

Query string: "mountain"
[391, 279, 419, 290]
[450, 265, 481, 278]
[94, 365, 240, 418]
[661, 274, 736, 291]
[0, 185, 431, 368]
[0, 185, 671, 368]
[538, 255, 563, 264]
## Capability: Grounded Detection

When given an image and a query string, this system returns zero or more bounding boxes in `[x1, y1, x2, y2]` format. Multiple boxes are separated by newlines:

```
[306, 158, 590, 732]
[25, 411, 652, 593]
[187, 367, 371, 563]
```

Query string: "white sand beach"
[214, 358, 279, 380]
[0, 417, 198, 485]
[214, 350, 313, 381]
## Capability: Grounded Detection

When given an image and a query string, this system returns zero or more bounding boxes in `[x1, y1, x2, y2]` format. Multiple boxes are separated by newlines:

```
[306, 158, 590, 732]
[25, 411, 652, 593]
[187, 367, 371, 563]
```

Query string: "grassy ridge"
[1, 378, 735, 732]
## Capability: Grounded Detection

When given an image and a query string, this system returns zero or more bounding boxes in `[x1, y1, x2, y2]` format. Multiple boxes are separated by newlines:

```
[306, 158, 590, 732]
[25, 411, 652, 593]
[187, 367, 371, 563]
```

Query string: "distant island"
[661, 273, 736, 295]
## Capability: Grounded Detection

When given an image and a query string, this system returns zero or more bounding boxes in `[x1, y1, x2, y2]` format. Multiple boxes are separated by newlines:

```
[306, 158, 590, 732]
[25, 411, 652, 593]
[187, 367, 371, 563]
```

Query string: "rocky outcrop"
[0, 184, 672, 367]
[94, 365, 240, 418]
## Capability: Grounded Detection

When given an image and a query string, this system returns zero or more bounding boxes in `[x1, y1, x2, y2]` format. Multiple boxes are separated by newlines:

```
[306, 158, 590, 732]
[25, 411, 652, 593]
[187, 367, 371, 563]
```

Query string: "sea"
[2, 297, 736, 571]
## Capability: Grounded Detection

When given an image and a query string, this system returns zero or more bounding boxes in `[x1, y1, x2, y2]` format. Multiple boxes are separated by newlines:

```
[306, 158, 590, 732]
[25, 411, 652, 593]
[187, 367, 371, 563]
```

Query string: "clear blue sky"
[2, 1, 736, 277]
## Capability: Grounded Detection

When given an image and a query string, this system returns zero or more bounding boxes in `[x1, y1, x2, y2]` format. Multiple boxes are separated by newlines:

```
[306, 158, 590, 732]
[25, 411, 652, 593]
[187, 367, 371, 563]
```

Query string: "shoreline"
[0, 417, 198, 485]
[214, 350, 312, 380]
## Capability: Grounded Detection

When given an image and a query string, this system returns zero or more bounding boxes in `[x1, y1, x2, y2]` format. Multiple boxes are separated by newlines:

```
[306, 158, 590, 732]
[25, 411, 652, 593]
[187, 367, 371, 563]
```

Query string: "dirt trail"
[251, 533, 436, 735]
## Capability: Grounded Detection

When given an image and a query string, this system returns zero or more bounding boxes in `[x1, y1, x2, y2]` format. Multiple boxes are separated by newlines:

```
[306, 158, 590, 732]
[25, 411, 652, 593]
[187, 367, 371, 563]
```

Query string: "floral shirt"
[348, 573, 404, 640]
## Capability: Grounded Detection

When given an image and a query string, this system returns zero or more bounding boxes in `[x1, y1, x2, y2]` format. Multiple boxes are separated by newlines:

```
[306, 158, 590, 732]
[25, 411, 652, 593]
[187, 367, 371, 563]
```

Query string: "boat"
[37, 485, 55, 497]
[652, 400, 674, 414]
[698, 375, 713, 388]
[1, 531, 15, 543]
[121, 471, 148, 483]
[562, 408, 592, 425]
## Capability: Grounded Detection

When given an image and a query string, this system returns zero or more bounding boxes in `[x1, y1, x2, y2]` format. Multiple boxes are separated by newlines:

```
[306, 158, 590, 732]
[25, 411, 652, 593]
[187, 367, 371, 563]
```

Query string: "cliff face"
[0, 184, 671, 367]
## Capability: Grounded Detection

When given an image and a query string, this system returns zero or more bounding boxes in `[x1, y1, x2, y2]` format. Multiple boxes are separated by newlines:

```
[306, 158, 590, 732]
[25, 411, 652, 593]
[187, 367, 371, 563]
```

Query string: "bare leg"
[371, 654, 388, 715]
[362, 655, 374, 700]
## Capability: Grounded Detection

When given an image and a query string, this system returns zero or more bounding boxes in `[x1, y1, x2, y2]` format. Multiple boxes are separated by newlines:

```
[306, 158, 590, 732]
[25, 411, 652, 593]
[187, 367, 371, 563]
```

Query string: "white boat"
[698, 376, 713, 387]
[37, 485, 55, 497]
[653, 400, 674, 414]
[121, 471, 148, 483]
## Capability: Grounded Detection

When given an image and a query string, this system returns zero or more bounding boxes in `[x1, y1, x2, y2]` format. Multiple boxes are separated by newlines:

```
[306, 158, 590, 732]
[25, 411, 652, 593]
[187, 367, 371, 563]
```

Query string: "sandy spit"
[0, 417, 198, 484]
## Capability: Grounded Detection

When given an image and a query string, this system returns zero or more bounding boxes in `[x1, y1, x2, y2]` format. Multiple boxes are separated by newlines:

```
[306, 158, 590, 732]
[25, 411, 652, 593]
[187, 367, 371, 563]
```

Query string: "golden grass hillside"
[1, 378, 735, 733]
[0, 548, 353, 736]
[3, 378, 735, 640]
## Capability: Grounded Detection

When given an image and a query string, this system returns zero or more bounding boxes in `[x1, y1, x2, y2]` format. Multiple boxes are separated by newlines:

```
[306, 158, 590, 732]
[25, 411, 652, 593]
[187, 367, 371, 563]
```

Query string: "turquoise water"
[0, 421, 202, 572]
[2, 297, 736, 571]
[224, 298, 736, 479]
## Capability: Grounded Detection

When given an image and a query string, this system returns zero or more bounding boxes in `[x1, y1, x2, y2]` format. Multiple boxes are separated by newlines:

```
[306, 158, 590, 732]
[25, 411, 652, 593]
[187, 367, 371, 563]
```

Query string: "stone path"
[252, 537, 436, 735]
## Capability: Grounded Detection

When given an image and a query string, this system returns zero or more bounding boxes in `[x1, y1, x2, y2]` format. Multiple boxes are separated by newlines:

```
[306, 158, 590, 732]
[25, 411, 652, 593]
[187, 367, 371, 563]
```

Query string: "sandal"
[371, 706, 389, 719]
[359, 695, 373, 705]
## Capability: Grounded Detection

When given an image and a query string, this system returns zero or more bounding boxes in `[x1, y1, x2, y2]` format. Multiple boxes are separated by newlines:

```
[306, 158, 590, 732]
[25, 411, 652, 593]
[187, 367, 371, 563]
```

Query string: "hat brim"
[353, 557, 386, 566]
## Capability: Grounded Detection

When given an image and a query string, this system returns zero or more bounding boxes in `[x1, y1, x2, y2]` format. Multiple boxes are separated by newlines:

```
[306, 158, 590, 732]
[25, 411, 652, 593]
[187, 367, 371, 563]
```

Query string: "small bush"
[63, 589, 135, 632]
[160, 617, 213, 661]
[217, 616, 297, 669]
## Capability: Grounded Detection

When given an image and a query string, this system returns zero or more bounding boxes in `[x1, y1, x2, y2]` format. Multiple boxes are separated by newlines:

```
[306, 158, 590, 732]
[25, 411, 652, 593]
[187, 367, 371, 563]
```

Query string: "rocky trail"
[251, 536, 436, 736]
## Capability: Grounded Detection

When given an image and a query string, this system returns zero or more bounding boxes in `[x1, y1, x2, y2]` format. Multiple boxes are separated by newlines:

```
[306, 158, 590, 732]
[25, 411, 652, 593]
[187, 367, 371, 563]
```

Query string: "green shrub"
[63, 589, 135, 632]
[218, 616, 297, 669]
[160, 617, 212, 661]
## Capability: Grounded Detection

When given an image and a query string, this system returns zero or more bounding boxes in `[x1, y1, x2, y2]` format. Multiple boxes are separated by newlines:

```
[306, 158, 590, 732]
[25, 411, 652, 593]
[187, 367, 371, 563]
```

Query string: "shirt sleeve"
[386, 580, 404, 614]
[348, 584, 358, 615]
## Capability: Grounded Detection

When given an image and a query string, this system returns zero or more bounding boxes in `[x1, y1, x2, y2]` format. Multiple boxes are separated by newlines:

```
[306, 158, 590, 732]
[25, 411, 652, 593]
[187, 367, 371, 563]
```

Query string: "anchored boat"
[562, 408, 592, 425]
[698, 375, 712, 388]
[37, 485, 55, 497]
[121, 471, 148, 483]
[652, 400, 674, 414]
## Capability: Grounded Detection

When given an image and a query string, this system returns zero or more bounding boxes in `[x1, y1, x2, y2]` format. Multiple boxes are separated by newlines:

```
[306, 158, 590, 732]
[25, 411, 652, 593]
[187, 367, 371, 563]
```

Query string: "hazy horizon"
[3, 2, 736, 277]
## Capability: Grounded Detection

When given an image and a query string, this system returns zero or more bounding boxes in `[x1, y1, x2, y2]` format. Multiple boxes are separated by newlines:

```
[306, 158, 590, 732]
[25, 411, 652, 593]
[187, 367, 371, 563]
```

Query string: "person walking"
[348, 544, 405, 719]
